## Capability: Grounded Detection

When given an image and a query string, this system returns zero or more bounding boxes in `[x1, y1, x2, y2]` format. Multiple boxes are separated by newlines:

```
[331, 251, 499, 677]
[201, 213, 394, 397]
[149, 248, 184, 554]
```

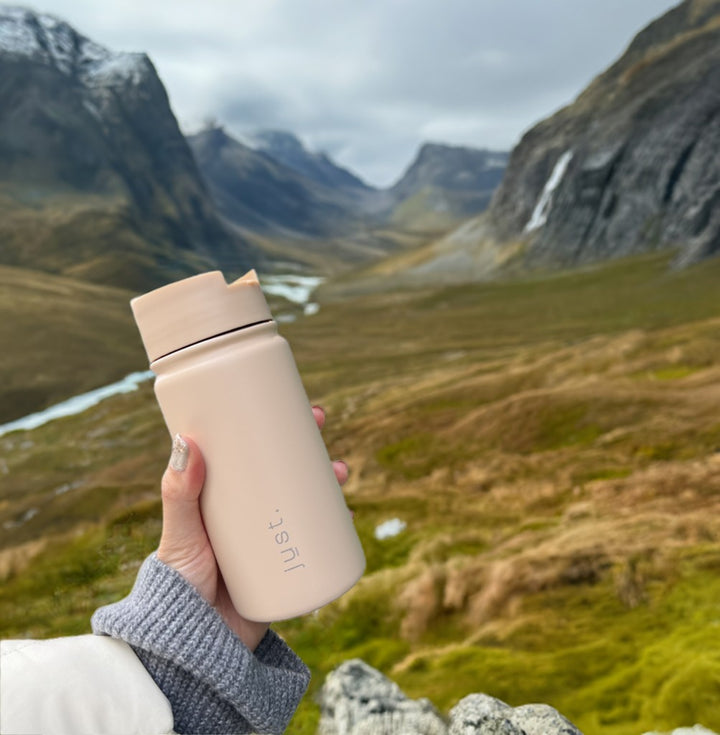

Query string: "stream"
[0, 274, 323, 437]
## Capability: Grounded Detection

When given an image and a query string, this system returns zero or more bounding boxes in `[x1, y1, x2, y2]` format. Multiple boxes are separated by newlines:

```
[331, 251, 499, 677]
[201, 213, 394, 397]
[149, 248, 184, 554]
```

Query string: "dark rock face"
[486, 0, 720, 269]
[317, 659, 582, 735]
[0, 6, 251, 290]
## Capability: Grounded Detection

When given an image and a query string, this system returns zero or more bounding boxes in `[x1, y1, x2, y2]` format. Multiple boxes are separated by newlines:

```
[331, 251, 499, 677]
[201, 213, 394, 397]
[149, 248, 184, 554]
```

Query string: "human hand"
[156, 406, 349, 652]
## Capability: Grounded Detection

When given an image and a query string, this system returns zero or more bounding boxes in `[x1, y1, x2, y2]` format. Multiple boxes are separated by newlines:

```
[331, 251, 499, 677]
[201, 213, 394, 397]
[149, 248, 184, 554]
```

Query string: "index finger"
[312, 405, 326, 430]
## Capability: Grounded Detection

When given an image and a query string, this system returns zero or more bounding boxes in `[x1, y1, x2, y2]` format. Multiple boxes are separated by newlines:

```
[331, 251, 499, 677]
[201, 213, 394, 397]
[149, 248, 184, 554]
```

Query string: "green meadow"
[1, 251, 720, 733]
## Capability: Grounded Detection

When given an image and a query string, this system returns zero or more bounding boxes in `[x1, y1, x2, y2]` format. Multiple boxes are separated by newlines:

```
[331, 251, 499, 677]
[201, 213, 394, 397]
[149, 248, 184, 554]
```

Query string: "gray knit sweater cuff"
[91, 554, 310, 734]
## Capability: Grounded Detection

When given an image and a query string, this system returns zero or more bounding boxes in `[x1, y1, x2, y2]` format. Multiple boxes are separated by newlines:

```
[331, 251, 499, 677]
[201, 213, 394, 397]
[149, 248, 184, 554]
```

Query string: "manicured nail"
[169, 434, 189, 472]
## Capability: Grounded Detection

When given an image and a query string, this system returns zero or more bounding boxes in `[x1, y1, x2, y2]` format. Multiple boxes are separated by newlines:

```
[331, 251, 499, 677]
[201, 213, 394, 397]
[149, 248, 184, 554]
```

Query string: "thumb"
[157, 434, 208, 566]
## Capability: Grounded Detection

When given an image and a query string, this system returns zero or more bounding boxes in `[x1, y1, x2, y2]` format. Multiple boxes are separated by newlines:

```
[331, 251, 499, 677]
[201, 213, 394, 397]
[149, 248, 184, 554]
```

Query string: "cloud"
[30, 0, 680, 186]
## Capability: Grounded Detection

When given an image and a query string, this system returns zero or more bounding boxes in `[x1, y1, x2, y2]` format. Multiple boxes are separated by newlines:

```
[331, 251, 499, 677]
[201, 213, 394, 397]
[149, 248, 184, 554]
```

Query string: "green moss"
[532, 404, 604, 452]
[0, 529, 112, 637]
[572, 466, 633, 483]
[0, 497, 161, 638]
[635, 442, 678, 461]
[375, 433, 451, 480]
[650, 366, 699, 380]
[332, 637, 411, 672]
[384, 562, 720, 734]
[357, 525, 416, 574]
[651, 656, 720, 725]
[631, 360, 711, 382]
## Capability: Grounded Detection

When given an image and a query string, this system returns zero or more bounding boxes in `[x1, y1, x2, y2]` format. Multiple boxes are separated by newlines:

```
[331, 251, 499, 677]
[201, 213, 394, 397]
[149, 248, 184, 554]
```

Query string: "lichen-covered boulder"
[449, 694, 582, 734]
[317, 659, 447, 735]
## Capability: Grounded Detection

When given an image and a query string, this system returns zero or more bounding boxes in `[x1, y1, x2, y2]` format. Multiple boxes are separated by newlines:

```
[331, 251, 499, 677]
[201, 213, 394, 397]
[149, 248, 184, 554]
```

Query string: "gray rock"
[317, 660, 583, 735]
[389, 143, 508, 218]
[317, 659, 447, 735]
[512, 703, 582, 735]
[448, 694, 524, 735]
[449, 695, 582, 735]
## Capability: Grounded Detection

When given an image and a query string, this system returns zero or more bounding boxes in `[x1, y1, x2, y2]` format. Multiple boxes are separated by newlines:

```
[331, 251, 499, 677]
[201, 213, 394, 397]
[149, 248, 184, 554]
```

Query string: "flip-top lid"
[131, 270, 272, 363]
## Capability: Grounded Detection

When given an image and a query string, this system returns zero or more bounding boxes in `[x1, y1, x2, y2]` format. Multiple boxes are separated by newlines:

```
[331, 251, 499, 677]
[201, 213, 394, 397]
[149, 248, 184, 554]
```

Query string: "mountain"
[388, 143, 508, 230]
[0, 6, 254, 291]
[188, 126, 374, 238]
[485, 0, 720, 270]
[189, 126, 507, 273]
[192, 127, 507, 244]
[0, 6, 508, 289]
[245, 129, 371, 192]
[188, 125, 407, 273]
[369, 0, 719, 287]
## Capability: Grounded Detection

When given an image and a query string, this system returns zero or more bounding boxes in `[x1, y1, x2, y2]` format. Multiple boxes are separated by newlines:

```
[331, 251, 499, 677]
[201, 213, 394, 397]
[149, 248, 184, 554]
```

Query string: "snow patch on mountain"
[0, 5, 149, 89]
[524, 150, 573, 233]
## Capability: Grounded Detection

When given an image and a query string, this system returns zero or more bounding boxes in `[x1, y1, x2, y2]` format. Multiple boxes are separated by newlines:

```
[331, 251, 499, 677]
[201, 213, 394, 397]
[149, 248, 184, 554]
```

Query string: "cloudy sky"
[30, 0, 679, 187]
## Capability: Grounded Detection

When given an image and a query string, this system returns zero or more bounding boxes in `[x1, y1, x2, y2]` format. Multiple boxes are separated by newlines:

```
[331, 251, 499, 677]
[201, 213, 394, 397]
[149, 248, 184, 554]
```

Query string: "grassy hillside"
[0, 267, 305, 425]
[0, 191, 226, 293]
[0, 265, 146, 424]
[1, 251, 720, 734]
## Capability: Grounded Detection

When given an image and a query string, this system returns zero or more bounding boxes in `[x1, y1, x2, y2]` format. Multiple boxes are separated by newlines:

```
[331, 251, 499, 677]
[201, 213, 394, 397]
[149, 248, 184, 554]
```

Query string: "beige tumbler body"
[132, 271, 365, 622]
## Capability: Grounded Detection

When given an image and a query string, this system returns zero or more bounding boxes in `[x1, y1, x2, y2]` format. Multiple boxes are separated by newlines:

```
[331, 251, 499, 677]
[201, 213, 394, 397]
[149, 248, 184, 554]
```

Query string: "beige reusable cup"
[131, 269, 365, 621]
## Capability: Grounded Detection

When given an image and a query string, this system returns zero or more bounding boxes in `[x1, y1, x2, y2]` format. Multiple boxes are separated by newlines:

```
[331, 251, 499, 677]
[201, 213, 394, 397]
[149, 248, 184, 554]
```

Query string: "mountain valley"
[1, 2, 720, 733]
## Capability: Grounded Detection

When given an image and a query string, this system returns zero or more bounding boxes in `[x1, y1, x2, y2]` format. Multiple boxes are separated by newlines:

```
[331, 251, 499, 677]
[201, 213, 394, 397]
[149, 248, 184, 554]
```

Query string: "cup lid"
[131, 269, 272, 363]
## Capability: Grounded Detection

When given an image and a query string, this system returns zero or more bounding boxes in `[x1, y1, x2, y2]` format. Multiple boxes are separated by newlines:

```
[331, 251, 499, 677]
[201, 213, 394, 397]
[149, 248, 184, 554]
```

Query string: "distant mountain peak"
[243, 127, 372, 192]
[0, 5, 151, 88]
[248, 129, 306, 155]
[391, 142, 509, 198]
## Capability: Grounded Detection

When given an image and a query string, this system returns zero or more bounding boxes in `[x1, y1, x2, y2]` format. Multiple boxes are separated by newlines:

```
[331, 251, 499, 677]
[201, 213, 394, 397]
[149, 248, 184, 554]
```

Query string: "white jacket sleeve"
[0, 635, 175, 735]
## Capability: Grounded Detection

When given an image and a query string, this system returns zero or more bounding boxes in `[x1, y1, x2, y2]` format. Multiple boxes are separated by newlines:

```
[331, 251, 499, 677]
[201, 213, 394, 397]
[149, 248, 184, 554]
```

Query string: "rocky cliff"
[0, 6, 252, 291]
[388, 0, 720, 286]
[486, 0, 720, 270]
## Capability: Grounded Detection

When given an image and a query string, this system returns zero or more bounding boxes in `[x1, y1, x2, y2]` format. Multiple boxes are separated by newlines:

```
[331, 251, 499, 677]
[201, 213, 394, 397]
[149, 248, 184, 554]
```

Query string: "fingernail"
[169, 434, 189, 472]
